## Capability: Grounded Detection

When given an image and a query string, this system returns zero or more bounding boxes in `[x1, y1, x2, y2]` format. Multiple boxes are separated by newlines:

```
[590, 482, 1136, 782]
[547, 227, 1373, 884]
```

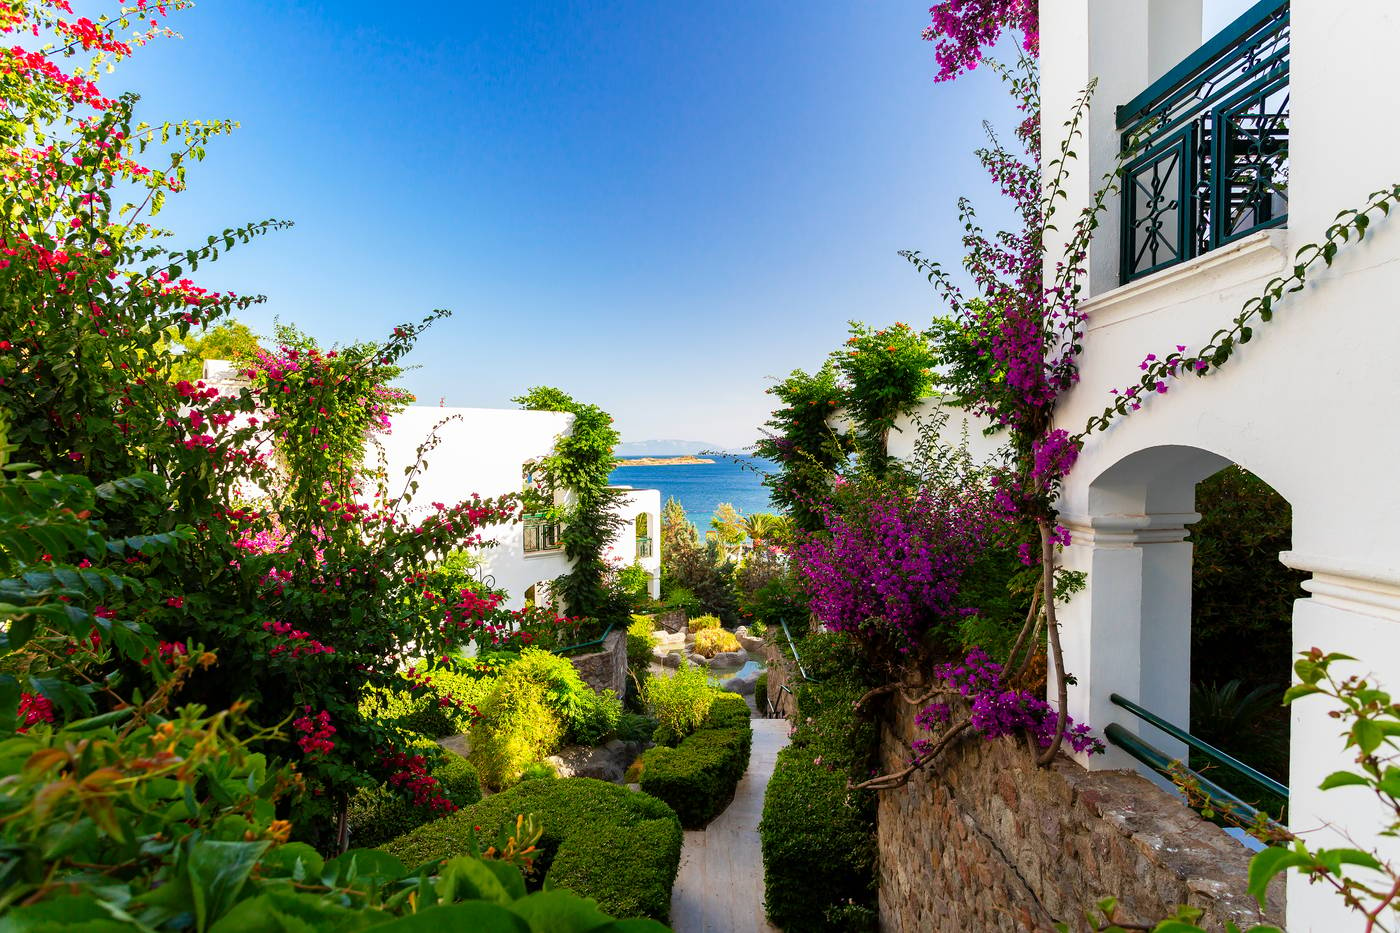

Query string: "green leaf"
[187, 839, 270, 930]
[1313, 847, 1382, 876]
[1353, 718, 1385, 755]
[1318, 771, 1370, 791]
[371, 904, 529, 933]
[1248, 847, 1311, 906]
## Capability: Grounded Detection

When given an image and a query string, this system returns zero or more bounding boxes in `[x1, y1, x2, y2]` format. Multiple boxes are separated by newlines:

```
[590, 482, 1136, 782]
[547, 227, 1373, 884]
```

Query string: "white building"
[1042, 2, 1400, 928]
[378, 406, 661, 610]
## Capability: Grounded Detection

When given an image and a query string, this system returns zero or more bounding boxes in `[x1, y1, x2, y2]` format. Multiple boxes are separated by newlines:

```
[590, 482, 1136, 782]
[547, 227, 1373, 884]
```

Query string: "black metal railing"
[1106, 692, 1287, 832]
[523, 514, 562, 553]
[1118, 0, 1289, 284]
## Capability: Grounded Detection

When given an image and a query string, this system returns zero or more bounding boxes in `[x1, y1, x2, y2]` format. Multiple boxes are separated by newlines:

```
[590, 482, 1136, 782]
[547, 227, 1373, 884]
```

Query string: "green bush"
[638, 694, 752, 829]
[626, 614, 658, 710]
[692, 627, 741, 658]
[617, 712, 657, 743]
[346, 750, 482, 850]
[469, 676, 562, 789]
[643, 663, 717, 745]
[519, 760, 558, 782]
[571, 688, 623, 746]
[381, 777, 683, 921]
[760, 746, 876, 932]
[687, 614, 722, 633]
[359, 666, 497, 739]
[759, 636, 879, 932]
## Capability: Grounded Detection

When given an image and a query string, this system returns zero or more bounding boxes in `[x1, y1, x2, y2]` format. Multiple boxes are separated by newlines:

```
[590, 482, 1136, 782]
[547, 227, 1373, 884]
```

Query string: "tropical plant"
[644, 664, 718, 744]
[692, 628, 741, 658]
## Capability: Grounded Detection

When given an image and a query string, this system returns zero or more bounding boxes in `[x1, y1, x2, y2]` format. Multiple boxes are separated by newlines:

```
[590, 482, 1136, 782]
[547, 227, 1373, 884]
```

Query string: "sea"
[608, 456, 775, 526]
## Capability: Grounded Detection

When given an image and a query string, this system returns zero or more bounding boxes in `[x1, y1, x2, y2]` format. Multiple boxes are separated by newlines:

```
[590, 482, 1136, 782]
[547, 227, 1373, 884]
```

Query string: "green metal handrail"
[636, 535, 653, 558]
[548, 619, 617, 657]
[523, 513, 562, 553]
[778, 617, 819, 683]
[1110, 693, 1288, 800]
[1105, 723, 1284, 833]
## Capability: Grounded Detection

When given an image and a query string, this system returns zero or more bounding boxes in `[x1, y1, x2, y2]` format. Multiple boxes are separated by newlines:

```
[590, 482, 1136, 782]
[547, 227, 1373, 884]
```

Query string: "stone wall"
[568, 628, 627, 697]
[761, 643, 799, 718]
[877, 697, 1285, 932]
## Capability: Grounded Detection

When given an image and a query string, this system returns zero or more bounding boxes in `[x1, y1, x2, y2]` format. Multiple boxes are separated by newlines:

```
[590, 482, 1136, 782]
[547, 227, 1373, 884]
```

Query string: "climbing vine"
[513, 387, 626, 622]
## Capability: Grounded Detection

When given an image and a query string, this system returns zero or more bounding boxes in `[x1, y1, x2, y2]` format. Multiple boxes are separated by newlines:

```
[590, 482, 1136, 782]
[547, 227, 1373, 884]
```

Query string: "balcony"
[1117, 0, 1289, 284]
[523, 513, 562, 553]
[636, 535, 653, 559]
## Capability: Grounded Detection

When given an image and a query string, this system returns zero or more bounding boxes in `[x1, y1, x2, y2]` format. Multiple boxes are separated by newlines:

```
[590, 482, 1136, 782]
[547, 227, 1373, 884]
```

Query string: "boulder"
[721, 667, 760, 695]
[709, 649, 748, 668]
[687, 652, 710, 667]
[661, 650, 683, 669]
[734, 627, 766, 653]
[545, 739, 643, 784]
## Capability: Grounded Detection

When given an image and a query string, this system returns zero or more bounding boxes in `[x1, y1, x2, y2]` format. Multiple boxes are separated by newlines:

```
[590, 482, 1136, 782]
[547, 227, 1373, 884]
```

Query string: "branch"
[853, 719, 972, 791]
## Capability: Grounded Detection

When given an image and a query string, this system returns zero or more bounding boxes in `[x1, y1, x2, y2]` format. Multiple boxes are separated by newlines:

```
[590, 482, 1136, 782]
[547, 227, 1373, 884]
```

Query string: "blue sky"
[114, 1, 1250, 449]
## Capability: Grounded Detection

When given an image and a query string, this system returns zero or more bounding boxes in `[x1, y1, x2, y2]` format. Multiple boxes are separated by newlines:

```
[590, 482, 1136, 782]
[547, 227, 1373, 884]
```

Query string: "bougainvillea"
[0, 0, 518, 851]
[795, 480, 999, 662]
[922, 0, 1038, 83]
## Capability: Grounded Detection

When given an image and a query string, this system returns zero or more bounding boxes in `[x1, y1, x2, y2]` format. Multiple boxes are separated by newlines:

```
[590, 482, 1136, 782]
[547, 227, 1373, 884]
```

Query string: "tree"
[166, 320, 263, 381]
[661, 497, 697, 556]
[710, 502, 747, 558]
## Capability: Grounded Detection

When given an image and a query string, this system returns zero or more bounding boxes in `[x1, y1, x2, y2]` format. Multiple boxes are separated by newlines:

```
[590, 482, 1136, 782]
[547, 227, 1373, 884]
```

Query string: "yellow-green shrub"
[687, 614, 721, 633]
[643, 663, 717, 744]
[469, 676, 562, 788]
[693, 628, 741, 658]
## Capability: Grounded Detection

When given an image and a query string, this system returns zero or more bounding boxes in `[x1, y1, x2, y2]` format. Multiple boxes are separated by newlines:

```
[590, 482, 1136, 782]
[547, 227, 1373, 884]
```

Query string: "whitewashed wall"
[1042, 3, 1400, 928]
[606, 486, 663, 599]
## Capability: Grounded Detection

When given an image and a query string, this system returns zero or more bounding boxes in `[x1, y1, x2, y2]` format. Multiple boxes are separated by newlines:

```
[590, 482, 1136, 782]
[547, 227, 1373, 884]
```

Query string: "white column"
[1057, 512, 1195, 771]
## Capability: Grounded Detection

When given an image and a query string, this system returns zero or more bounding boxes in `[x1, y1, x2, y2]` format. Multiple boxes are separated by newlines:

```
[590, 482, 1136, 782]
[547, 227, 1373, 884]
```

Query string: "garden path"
[669, 717, 790, 933]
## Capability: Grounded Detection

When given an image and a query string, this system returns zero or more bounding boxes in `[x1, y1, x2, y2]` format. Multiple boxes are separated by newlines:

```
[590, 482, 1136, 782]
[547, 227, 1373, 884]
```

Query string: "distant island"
[614, 455, 716, 467]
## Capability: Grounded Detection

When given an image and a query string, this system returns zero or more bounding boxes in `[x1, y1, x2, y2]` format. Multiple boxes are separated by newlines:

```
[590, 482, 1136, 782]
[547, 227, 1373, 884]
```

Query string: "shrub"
[705, 693, 752, 730]
[571, 688, 623, 746]
[644, 664, 717, 745]
[360, 667, 497, 739]
[688, 614, 722, 633]
[381, 778, 683, 921]
[519, 760, 558, 782]
[627, 614, 658, 710]
[755, 671, 769, 704]
[760, 746, 877, 932]
[662, 585, 702, 617]
[469, 677, 563, 789]
[760, 643, 879, 932]
[693, 628, 741, 658]
[640, 726, 752, 829]
[617, 712, 658, 743]
[347, 750, 482, 849]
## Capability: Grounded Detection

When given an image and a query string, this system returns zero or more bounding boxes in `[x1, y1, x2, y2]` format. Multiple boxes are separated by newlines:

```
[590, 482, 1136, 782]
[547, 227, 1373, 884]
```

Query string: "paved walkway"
[670, 717, 790, 933]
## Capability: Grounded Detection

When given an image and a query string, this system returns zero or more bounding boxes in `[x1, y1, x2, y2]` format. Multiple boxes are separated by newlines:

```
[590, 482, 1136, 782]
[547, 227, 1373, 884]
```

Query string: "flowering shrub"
[795, 480, 1000, 660]
[917, 647, 1103, 754]
[922, 0, 1038, 82]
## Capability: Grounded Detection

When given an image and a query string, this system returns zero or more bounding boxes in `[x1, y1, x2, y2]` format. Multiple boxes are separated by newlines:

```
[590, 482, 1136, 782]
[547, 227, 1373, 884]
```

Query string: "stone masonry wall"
[568, 628, 627, 697]
[762, 643, 799, 719]
[878, 697, 1285, 931]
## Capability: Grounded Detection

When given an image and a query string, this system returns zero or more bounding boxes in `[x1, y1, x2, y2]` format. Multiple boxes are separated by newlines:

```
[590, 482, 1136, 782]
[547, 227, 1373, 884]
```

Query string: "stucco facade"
[1042, 3, 1400, 928]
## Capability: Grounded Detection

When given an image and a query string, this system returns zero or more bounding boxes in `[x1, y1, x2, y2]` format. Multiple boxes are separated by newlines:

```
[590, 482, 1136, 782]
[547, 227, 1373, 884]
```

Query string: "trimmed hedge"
[760, 631, 879, 932]
[638, 692, 752, 829]
[346, 750, 482, 850]
[380, 777, 682, 921]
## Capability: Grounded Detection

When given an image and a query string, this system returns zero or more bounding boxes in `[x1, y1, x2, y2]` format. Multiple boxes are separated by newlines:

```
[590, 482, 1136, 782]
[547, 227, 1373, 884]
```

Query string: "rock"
[655, 609, 688, 634]
[662, 651, 683, 668]
[722, 667, 760, 695]
[688, 652, 710, 667]
[653, 630, 687, 648]
[735, 627, 766, 653]
[545, 739, 643, 784]
[710, 649, 748, 667]
[437, 734, 471, 758]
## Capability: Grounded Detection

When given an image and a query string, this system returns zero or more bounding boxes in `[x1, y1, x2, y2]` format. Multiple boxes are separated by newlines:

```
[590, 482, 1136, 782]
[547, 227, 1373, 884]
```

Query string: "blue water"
[609, 456, 774, 526]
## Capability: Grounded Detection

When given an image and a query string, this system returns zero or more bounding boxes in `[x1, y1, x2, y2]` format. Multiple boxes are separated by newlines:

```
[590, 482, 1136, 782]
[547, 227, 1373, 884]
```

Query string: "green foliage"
[834, 320, 936, 479]
[617, 713, 658, 744]
[693, 627, 741, 658]
[1189, 466, 1303, 691]
[688, 614, 722, 633]
[1188, 680, 1288, 816]
[347, 750, 483, 849]
[515, 388, 627, 620]
[381, 778, 683, 922]
[644, 664, 719, 745]
[519, 760, 559, 782]
[361, 667, 494, 740]
[709, 502, 747, 556]
[163, 320, 263, 382]
[663, 539, 739, 625]
[572, 688, 624, 746]
[626, 615, 657, 710]
[760, 631, 879, 931]
[753, 362, 852, 532]
[639, 707, 753, 829]
[470, 676, 563, 790]
[660, 497, 698, 559]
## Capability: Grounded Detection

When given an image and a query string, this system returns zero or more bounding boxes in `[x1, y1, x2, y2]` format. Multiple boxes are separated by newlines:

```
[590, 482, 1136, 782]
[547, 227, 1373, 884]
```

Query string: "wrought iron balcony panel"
[1118, 0, 1289, 284]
